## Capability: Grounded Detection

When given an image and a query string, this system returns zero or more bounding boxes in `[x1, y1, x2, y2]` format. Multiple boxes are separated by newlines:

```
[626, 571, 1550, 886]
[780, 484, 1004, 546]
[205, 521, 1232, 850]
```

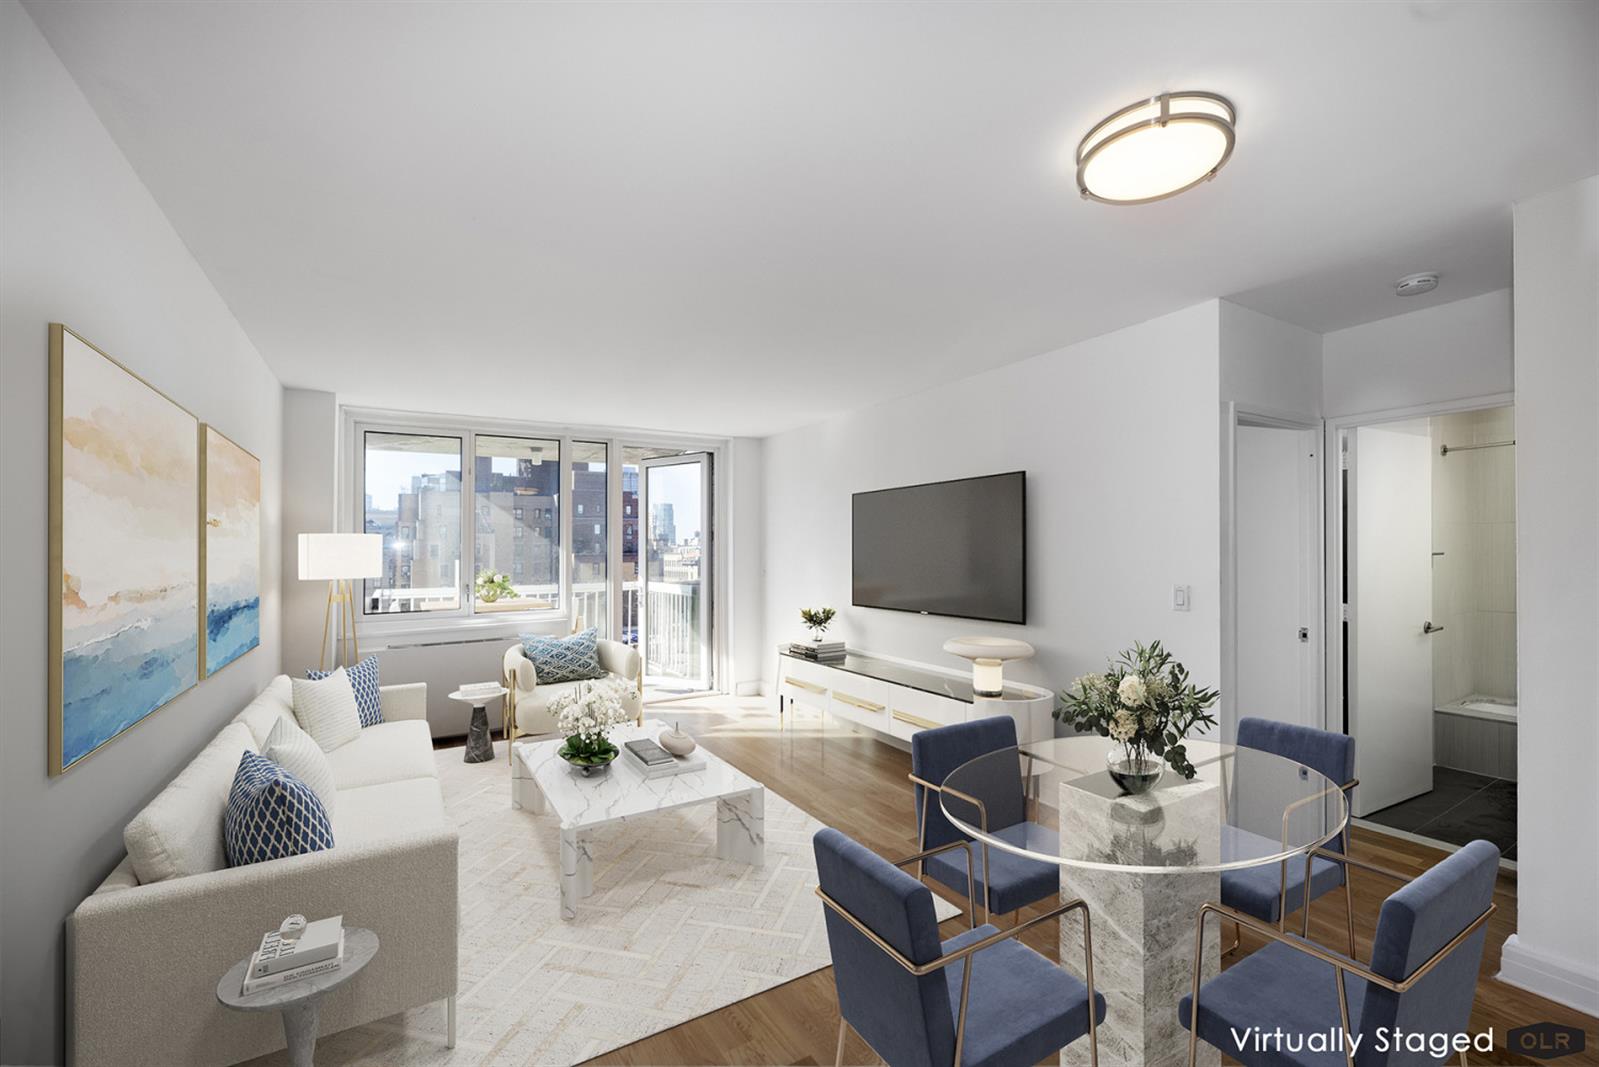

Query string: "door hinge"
[1340, 603, 1349, 623]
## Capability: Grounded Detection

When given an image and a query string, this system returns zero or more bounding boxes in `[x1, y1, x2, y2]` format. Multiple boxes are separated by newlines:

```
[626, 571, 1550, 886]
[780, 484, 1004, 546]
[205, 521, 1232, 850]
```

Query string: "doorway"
[1331, 400, 1518, 856]
[620, 446, 715, 700]
[1224, 409, 1322, 741]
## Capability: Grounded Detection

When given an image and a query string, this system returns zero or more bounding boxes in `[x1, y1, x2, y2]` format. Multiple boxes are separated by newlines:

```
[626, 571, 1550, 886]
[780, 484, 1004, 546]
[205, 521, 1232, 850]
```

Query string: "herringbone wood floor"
[578, 697, 1597, 1067]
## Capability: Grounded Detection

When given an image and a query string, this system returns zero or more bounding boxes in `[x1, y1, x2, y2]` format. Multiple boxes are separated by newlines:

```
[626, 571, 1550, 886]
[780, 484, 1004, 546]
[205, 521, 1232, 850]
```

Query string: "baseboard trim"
[734, 680, 763, 697]
[1498, 934, 1599, 1015]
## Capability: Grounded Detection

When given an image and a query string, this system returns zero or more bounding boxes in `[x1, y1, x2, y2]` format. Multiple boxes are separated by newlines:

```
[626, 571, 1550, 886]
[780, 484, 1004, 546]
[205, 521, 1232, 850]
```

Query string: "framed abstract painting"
[49, 324, 200, 775]
[200, 425, 261, 677]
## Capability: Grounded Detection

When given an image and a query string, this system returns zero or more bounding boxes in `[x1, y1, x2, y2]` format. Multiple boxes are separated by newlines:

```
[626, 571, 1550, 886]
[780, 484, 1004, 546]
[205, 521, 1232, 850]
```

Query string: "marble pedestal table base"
[1060, 779, 1221, 1067]
[449, 687, 506, 764]
[216, 928, 380, 1067]
[511, 721, 767, 921]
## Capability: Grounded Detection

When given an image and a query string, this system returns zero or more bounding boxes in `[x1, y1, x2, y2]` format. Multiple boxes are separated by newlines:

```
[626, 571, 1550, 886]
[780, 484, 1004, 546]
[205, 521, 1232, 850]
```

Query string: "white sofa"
[68, 676, 458, 1067]
[501, 638, 643, 744]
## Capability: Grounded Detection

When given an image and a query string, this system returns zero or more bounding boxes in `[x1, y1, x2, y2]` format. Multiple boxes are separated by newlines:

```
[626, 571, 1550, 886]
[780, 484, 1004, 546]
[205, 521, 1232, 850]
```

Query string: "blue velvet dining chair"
[1180, 838, 1500, 1067]
[1224, 717, 1358, 951]
[813, 827, 1105, 1067]
[909, 718, 1058, 924]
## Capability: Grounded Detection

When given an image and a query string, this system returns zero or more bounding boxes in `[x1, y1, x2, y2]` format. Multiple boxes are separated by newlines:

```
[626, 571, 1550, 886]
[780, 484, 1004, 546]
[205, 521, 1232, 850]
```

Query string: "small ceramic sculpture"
[658, 722, 697, 757]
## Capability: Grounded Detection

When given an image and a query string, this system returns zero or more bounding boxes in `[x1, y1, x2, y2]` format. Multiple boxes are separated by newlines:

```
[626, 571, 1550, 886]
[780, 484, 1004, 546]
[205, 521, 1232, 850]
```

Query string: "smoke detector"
[1395, 272, 1439, 297]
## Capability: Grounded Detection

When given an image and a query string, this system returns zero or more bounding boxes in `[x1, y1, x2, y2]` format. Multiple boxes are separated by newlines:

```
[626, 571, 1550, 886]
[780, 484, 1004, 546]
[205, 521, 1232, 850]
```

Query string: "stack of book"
[459, 681, 502, 699]
[788, 640, 845, 663]
[622, 738, 706, 779]
[242, 916, 345, 995]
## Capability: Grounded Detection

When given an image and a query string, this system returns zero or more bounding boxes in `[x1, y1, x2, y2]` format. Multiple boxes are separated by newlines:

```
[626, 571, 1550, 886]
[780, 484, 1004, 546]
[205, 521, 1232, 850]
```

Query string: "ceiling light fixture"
[1076, 91, 1236, 205]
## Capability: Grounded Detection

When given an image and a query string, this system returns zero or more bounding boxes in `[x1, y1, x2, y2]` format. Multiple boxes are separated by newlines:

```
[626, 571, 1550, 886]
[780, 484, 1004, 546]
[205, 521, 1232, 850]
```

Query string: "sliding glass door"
[639, 453, 711, 693]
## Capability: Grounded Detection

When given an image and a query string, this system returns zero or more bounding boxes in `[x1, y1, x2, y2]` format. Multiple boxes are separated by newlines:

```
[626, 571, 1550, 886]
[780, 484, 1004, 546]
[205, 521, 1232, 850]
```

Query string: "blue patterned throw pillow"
[223, 751, 335, 867]
[307, 654, 383, 727]
[520, 627, 605, 684]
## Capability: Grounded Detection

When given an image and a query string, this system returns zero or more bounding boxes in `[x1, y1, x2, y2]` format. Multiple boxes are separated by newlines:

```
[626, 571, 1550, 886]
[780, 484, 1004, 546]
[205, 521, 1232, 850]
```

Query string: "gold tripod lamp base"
[319, 578, 362, 672]
[298, 533, 382, 672]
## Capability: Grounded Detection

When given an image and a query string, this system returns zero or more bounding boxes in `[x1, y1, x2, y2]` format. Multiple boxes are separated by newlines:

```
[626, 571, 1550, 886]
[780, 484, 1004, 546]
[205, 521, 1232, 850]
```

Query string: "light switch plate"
[1172, 585, 1191, 612]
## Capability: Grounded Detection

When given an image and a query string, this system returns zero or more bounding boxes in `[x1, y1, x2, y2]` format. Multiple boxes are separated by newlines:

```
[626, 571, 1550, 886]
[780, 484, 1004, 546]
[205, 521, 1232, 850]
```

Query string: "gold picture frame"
[199, 424, 261, 679]
[49, 324, 200, 776]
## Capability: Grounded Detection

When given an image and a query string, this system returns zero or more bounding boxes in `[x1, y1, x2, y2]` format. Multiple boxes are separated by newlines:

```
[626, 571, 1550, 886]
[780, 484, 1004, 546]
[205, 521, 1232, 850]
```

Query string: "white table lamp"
[943, 636, 1035, 698]
[298, 533, 382, 670]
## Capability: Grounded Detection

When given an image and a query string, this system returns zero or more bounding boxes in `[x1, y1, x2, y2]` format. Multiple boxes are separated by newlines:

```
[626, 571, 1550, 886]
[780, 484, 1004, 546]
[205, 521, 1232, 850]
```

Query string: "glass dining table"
[939, 736, 1349, 1067]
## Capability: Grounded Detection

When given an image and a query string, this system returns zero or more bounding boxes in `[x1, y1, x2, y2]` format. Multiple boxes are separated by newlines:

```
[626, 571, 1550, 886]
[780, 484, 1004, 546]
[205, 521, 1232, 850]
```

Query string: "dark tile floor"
[1362, 766, 1517, 858]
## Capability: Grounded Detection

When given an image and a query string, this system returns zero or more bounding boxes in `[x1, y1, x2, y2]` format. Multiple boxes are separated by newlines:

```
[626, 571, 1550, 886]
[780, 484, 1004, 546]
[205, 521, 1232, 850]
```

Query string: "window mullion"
[463, 430, 475, 617]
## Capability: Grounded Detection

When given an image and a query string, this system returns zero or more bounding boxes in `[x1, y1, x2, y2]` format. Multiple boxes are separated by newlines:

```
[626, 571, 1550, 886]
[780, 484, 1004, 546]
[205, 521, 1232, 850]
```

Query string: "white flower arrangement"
[551, 677, 639, 765]
[1057, 641, 1220, 779]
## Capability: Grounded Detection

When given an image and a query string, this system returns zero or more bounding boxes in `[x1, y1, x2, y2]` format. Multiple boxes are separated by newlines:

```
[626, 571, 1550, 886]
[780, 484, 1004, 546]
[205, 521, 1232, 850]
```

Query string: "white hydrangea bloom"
[1117, 674, 1148, 707]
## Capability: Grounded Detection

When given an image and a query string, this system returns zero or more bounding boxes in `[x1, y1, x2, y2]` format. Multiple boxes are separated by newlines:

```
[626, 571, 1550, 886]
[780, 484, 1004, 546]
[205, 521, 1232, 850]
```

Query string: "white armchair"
[501, 638, 643, 752]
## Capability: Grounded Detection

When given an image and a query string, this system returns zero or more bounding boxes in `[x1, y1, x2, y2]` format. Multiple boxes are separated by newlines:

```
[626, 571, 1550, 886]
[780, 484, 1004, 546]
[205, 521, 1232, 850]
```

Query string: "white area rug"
[246, 744, 951, 1066]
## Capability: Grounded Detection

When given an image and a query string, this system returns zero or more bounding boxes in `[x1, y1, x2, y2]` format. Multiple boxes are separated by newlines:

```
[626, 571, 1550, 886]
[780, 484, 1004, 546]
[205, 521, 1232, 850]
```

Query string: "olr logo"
[1508, 1022, 1586, 1059]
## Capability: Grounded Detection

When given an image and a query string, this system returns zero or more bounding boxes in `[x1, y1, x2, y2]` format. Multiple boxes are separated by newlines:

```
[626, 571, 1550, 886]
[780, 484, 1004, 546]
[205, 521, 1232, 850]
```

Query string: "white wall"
[281, 388, 341, 676]
[1220, 300, 1323, 418]
[1322, 289, 1513, 417]
[1499, 175, 1599, 1014]
[762, 302, 1224, 715]
[726, 437, 767, 694]
[0, 4, 284, 1062]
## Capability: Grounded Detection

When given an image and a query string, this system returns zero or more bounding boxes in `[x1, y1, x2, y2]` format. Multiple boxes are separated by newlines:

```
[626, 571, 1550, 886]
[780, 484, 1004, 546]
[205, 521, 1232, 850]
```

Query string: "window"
[363, 432, 462, 614]
[474, 435, 560, 612]
[571, 441, 608, 636]
[353, 419, 712, 652]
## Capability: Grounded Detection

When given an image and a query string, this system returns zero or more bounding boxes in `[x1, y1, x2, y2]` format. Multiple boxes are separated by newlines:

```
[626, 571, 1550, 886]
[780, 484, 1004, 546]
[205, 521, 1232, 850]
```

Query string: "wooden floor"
[574, 698, 1596, 1067]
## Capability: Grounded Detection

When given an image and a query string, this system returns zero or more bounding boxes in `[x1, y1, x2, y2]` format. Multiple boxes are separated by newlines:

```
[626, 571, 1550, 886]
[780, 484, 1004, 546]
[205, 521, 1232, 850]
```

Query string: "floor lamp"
[298, 533, 383, 671]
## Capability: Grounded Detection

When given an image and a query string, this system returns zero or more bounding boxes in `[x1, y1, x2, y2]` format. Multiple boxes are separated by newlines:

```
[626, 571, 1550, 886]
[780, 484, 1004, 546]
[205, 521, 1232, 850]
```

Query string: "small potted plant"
[550, 677, 638, 776]
[799, 606, 836, 643]
[1056, 640, 1219, 794]
[475, 570, 519, 604]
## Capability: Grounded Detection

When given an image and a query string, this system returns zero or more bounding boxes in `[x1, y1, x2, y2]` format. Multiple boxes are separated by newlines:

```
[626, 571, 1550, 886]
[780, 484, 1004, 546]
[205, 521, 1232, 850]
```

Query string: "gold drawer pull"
[785, 677, 827, 694]
[835, 692, 885, 713]
[892, 710, 940, 730]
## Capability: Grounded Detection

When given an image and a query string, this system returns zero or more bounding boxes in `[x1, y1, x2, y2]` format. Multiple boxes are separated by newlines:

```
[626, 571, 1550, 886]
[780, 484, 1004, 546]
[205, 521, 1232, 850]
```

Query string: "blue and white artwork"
[54, 326, 199, 773]
[202, 425, 260, 677]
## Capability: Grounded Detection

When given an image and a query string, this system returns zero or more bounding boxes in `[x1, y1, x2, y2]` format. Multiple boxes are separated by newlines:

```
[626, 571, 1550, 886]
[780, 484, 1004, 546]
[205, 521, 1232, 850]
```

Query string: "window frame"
[343, 408, 729, 657]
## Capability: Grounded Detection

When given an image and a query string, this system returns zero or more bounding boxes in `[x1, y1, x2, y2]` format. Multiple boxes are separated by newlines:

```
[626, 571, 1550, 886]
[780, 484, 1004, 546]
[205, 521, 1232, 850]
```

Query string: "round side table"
[450, 686, 507, 763]
[217, 927, 378, 1067]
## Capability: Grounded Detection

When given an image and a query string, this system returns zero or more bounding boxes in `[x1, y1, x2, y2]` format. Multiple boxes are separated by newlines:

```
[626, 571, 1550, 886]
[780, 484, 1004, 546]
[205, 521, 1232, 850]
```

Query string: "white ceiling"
[24, 1, 1598, 436]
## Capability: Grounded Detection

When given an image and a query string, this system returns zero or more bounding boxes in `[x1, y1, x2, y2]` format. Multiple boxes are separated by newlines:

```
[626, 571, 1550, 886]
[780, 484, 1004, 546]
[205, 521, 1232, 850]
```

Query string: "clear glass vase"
[1105, 748, 1165, 795]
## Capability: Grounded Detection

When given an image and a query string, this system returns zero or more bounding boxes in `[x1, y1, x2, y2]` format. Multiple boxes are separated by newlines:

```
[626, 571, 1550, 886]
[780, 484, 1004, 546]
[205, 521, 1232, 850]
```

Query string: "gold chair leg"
[834, 1018, 847, 1067]
[1222, 919, 1241, 956]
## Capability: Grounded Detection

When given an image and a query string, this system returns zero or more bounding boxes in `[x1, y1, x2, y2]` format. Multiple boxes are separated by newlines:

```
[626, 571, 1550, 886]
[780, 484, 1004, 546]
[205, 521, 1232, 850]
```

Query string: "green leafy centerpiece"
[799, 606, 836, 642]
[551, 677, 638, 776]
[1056, 640, 1219, 794]
[474, 570, 519, 604]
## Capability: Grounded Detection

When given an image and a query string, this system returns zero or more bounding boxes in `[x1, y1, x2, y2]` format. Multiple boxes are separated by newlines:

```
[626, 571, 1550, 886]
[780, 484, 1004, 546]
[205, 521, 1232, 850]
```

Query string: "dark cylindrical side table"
[450, 686, 507, 763]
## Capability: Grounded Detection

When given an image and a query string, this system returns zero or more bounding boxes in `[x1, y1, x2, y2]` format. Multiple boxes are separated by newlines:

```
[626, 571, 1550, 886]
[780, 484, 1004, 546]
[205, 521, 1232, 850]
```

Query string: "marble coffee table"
[511, 719, 766, 919]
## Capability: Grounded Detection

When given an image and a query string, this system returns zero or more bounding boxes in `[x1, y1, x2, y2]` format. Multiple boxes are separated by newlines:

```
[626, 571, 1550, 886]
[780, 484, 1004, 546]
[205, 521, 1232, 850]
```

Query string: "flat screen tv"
[852, 471, 1025, 624]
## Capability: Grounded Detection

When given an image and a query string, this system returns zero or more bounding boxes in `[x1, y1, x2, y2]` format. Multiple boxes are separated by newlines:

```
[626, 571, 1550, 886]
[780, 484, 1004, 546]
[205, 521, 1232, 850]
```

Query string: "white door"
[1235, 423, 1319, 730]
[1349, 422, 1435, 815]
[640, 454, 712, 693]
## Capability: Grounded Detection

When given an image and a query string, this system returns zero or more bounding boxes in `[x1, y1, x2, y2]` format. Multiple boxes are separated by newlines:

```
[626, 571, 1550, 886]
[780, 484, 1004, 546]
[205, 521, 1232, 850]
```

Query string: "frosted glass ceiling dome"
[1076, 92, 1236, 205]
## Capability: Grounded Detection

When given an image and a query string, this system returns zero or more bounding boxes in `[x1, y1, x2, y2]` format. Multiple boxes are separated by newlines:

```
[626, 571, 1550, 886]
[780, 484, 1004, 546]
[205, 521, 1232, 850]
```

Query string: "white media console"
[774, 646, 1055, 744]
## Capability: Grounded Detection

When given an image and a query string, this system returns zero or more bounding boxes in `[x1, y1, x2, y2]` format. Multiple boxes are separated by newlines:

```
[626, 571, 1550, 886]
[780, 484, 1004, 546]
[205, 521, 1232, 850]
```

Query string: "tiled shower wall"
[1431, 405, 1517, 706]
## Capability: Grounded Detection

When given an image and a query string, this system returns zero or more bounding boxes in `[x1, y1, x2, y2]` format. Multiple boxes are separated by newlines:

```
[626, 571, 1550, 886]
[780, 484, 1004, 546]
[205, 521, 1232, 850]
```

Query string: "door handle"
[1422, 621, 1445, 634]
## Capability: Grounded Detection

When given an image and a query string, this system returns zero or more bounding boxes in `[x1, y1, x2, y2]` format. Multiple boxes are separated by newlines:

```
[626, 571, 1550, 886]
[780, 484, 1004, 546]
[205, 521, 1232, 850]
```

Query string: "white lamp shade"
[298, 533, 383, 580]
